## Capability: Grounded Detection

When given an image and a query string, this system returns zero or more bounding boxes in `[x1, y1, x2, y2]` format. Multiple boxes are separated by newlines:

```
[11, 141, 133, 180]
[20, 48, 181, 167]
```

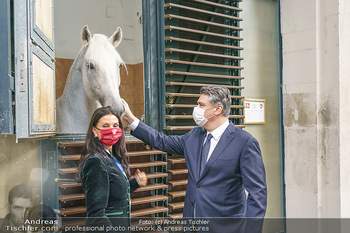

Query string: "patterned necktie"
[200, 133, 213, 175]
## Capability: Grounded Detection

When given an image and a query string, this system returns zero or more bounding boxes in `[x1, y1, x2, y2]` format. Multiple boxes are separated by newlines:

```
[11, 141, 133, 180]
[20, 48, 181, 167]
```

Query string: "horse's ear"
[81, 25, 91, 45]
[109, 27, 122, 48]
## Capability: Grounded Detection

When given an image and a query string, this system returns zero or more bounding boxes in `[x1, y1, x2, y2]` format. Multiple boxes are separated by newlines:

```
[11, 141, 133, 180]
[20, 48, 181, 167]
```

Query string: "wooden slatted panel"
[59, 193, 85, 202]
[130, 207, 168, 218]
[58, 182, 81, 189]
[144, 172, 168, 179]
[131, 195, 168, 205]
[129, 161, 168, 169]
[58, 154, 80, 161]
[168, 190, 186, 198]
[57, 141, 85, 147]
[164, 3, 243, 21]
[61, 206, 170, 218]
[58, 167, 77, 175]
[165, 60, 243, 70]
[168, 213, 183, 219]
[57, 138, 144, 147]
[166, 104, 244, 109]
[134, 183, 168, 192]
[60, 206, 86, 217]
[165, 70, 243, 79]
[168, 158, 186, 164]
[165, 26, 243, 40]
[165, 36, 243, 50]
[168, 202, 184, 210]
[165, 14, 242, 30]
[165, 47, 243, 60]
[165, 115, 244, 120]
[164, 0, 243, 216]
[164, 0, 244, 131]
[168, 169, 188, 175]
[165, 25, 242, 40]
[57, 136, 168, 222]
[168, 179, 188, 187]
[191, 0, 243, 11]
[166, 92, 244, 99]
[128, 150, 165, 157]
[58, 150, 165, 161]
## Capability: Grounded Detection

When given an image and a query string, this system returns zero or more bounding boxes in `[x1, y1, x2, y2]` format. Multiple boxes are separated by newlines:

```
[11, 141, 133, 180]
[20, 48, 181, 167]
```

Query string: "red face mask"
[96, 127, 123, 146]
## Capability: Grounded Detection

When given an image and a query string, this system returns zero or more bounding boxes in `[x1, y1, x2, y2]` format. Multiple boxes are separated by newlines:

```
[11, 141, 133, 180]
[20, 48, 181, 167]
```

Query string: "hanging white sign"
[243, 99, 266, 124]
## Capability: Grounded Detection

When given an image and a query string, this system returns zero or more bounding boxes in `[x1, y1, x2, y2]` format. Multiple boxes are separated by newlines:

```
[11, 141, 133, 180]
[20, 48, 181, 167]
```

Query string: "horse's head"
[80, 25, 125, 116]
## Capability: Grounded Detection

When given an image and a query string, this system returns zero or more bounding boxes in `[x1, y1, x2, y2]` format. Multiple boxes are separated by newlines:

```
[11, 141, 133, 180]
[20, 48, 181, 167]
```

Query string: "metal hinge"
[19, 43, 26, 92]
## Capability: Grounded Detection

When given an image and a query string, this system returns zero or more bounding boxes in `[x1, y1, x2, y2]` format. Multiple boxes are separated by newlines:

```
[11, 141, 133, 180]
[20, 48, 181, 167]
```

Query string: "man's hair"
[200, 86, 231, 117]
[8, 184, 32, 204]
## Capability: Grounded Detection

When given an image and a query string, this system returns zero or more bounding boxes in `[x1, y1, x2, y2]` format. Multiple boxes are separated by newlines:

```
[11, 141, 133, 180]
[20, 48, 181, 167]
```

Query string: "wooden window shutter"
[164, 0, 244, 134]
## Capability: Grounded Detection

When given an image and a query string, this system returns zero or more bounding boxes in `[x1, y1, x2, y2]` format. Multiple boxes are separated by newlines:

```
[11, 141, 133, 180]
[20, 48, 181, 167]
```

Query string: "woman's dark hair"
[77, 106, 130, 180]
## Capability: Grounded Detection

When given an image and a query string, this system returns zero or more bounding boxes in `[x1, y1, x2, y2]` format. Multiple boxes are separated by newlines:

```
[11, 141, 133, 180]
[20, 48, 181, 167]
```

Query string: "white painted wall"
[54, 0, 143, 64]
[282, 0, 350, 222]
[281, 0, 319, 217]
[339, 0, 350, 218]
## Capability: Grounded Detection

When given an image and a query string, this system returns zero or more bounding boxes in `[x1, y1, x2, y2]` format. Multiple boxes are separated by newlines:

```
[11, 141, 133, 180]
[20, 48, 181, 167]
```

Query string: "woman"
[78, 106, 147, 232]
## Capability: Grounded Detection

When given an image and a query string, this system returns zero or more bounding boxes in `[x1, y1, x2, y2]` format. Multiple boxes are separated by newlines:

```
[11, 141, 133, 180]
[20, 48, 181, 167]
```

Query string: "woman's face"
[93, 114, 120, 139]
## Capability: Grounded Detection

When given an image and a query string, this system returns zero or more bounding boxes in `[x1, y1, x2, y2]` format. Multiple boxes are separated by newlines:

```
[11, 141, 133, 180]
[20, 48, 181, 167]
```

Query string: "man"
[0, 184, 33, 233]
[122, 86, 267, 230]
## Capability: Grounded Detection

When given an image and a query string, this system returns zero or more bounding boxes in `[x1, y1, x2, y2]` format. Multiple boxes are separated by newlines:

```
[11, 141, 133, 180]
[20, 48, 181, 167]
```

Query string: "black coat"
[80, 153, 139, 232]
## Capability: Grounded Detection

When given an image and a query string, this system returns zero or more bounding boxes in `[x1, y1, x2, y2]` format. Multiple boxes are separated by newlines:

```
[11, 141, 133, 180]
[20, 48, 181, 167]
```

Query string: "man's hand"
[121, 98, 136, 125]
[135, 169, 147, 187]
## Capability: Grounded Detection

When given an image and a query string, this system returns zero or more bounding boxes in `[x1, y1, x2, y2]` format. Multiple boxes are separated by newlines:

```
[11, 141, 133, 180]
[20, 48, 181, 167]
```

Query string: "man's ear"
[7, 203, 10, 213]
[215, 105, 224, 115]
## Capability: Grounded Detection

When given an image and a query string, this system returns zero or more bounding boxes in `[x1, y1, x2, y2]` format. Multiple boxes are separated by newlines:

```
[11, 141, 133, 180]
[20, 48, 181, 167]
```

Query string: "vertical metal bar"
[143, 0, 167, 217]
[142, 0, 166, 131]
[157, 0, 166, 132]
[0, 0, 14, 134]
[40, 139, 59, 210]
[276, 0, 286, 222]
[235, 1, 243, 125]
[222, 0, 242, 125]
[14, 0, 30, 141]
[222, 0, 234, 121]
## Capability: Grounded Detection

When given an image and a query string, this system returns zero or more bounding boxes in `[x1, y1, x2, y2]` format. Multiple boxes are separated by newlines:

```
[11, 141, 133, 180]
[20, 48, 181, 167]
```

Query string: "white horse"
[57, 25, 125, 134]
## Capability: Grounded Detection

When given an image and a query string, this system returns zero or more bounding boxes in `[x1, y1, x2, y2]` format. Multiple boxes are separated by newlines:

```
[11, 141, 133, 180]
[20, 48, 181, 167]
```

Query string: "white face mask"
[192, 106, 216, 127]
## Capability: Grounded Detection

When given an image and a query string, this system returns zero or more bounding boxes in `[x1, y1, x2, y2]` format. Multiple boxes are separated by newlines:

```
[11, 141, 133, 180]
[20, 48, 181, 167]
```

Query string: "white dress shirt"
[203, 120, 229, 161]
[129, 118, 140, 131]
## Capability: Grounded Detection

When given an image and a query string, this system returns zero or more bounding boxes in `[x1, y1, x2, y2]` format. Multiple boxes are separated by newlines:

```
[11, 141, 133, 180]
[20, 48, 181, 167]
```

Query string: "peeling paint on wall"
[284, 93, 316, 127]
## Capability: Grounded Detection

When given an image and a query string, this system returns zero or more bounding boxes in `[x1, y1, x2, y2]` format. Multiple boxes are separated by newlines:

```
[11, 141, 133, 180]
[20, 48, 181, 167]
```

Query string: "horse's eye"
[87, 62, 95, 70]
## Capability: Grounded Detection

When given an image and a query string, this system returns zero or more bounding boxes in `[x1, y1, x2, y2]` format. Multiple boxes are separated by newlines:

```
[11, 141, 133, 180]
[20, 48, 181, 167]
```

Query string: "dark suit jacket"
[132, 121, 267, 218]
[80, 153, 139, 232]
[0, 214, 14, 233]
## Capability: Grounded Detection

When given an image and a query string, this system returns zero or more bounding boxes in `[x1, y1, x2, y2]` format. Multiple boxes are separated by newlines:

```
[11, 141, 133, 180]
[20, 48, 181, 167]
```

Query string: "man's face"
[197, 94, 216, 119]
[8, 197, 33, 226]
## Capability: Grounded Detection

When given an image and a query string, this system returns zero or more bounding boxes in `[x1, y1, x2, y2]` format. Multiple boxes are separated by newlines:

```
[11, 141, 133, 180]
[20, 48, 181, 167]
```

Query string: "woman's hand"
[135, 169, 147, 187]
[121, 98, 136, 125]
